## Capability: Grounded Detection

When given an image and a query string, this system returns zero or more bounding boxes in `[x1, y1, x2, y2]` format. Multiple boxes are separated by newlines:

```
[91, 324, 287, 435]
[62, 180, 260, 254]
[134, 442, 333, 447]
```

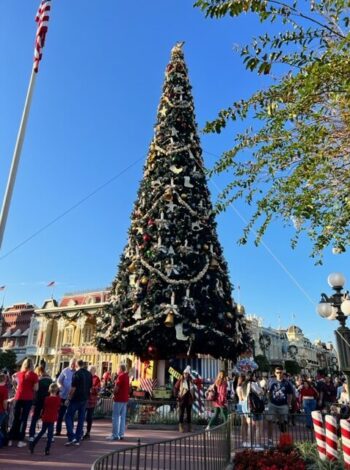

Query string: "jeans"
[9, 400, 32, 441]
[208, 406, 228, 428]
[179, 402, 192, 424]
[112, 402, 127, 439]
[29, 402, 44, 438]
[0, 412, 8, 446]
[56, 399, 67, 435]
[303, 399, 317, 427]
[65, 400, 87, 442]
[85, 407, 95, 434]
[32, 422, 54, 452]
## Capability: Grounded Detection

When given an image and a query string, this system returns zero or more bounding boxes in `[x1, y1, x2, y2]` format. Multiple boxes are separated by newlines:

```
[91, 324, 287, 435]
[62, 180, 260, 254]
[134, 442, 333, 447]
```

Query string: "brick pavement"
[0, 420, 185, 470]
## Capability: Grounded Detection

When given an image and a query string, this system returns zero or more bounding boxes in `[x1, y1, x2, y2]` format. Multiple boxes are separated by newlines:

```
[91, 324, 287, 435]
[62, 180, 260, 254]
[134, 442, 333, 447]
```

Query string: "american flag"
[47, 281, 55, 287]
[33, 0, 51, 73]
[139, 378, 158, 396]
[0, 286, 5, 291]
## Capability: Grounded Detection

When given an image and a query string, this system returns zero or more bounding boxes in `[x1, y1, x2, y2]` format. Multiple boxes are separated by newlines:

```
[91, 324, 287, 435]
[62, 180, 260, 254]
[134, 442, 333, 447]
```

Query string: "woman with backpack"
[206, 370, 228, 430]
[237, 372, 264, 448]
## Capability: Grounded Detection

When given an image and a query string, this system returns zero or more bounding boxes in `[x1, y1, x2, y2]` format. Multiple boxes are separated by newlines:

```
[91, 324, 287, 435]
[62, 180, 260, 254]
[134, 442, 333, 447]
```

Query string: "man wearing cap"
[174, 366, 196, 432]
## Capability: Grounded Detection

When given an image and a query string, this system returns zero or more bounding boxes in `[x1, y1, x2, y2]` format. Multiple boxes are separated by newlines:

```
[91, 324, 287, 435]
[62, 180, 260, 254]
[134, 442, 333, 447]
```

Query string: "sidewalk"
[0, 420, 184, 470]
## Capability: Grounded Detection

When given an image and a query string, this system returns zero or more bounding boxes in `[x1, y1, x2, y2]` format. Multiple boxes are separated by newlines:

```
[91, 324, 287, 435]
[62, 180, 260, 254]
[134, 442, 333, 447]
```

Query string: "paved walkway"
[0, 420, 184, 470]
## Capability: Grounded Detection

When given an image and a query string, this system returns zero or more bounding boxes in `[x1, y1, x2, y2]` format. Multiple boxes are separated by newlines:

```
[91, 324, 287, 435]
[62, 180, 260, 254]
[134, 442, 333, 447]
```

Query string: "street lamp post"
[317, 272, 350, 395]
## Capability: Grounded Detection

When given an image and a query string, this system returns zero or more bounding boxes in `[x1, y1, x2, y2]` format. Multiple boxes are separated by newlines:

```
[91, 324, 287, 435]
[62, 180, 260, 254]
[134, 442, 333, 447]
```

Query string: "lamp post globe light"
[317, 272, 350, 393]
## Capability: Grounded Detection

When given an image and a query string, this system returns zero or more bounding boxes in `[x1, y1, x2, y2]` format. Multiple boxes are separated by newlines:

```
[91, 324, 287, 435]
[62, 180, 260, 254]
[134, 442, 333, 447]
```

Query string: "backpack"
[248, 390, 265, 414]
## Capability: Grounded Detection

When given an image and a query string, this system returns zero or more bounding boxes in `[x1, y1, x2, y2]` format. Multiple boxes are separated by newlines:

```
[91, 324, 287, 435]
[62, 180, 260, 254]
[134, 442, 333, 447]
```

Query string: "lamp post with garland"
[317, 272, 350, 394]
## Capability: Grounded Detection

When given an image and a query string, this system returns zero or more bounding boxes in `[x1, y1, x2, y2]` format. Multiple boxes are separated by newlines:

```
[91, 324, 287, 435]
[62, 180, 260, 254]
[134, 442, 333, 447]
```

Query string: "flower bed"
[234, 448, 306, 470]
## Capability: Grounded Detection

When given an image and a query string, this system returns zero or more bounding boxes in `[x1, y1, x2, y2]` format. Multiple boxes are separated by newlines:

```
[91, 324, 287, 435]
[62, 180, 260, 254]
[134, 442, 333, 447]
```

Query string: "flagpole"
[0, 69, 37, 250]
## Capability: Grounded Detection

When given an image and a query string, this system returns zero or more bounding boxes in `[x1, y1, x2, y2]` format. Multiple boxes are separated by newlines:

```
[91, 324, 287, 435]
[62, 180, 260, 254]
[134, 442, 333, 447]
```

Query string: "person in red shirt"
[8, 358, 38, 448]
[106, 365, 129, 441]
[0, 373, 9, 446]
[299, 380, 318, 428]
[29, 383, 61, 455]
[83, 365, 101, 440]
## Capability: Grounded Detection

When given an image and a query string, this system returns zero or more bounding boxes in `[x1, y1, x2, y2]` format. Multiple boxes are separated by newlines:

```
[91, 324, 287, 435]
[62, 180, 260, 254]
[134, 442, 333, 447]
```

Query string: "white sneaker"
[8, 440, 12, 447]
[105, 435, 118, 441]
[17, 441, 27, 448]
[205, 425, 210, 431]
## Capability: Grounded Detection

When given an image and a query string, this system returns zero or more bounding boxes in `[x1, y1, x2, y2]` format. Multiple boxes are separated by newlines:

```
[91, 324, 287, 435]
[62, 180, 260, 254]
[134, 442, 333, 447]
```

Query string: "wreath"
[259, 334, 271, 350]
[288, 345, 298, 358]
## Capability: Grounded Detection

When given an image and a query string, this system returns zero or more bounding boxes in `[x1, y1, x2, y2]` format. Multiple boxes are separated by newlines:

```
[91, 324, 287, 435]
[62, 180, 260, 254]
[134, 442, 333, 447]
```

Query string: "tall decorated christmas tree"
[97, 43, 250, 360]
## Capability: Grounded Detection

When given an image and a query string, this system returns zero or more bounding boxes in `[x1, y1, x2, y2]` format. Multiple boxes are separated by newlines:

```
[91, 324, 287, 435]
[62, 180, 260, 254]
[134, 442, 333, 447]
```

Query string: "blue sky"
[0, 0, 349, 344]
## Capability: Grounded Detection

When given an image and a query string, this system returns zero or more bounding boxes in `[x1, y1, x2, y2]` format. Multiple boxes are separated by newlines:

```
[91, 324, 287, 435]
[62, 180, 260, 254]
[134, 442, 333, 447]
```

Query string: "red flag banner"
[0, 286, 5, 291]
[33, 0, 51, 73]
[47, 281, 55, 287]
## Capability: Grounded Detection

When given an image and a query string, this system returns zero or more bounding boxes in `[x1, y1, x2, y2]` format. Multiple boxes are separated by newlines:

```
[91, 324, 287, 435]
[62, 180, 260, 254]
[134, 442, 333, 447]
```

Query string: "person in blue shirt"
[55, 358, 77, 436]
[267, 366, 293, 445]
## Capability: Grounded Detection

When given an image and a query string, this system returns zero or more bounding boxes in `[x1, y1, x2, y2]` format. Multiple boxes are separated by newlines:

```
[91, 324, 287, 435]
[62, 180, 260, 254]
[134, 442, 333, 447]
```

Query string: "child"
[29, 383, 60, 455]
[0, 373, 8, 447]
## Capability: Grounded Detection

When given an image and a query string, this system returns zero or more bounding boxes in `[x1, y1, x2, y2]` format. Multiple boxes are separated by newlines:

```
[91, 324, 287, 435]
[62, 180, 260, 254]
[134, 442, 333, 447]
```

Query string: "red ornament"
[147, 345, 157, 356]
[147, 219, 155, 227]
[143, 233, 151, 242]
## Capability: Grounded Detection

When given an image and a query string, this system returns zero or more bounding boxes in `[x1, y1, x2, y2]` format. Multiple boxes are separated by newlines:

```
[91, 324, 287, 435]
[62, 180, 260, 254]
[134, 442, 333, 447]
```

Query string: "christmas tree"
[97, 43, 250, 360]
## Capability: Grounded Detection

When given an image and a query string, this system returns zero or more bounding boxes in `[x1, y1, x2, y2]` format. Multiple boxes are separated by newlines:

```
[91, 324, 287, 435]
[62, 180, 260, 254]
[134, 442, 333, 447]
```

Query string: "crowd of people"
[0, 358, 130, 455]
[0, 357, 348, 455]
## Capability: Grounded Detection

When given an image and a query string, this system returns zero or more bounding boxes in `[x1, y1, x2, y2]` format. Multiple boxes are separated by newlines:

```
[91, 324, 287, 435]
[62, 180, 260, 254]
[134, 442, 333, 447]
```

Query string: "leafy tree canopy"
[254, 353, 271, 371]
[194, 0, 350, 262]
[0, 350, 17, 373]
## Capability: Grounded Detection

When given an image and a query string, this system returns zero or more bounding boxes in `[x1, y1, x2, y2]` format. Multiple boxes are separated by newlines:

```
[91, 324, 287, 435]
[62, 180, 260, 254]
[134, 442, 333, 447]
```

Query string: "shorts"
[266, 403, 289, 422]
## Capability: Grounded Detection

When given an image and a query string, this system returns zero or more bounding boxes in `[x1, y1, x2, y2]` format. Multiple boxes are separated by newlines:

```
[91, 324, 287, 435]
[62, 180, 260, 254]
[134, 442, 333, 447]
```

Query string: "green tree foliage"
[254, 354, 270, 371]
[194, 0, 350, 261]
[285, 359, 302, 375]
[0, 350, 17, 372]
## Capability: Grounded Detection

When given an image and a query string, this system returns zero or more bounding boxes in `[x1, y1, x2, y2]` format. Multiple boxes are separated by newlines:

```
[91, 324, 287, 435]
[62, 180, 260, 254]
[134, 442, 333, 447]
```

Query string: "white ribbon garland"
[140, 256, 210, 285]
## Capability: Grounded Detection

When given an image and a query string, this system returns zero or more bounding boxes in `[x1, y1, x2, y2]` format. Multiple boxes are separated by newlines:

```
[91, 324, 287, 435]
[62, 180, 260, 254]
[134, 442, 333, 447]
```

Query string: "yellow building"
[34, 289, 126, 376]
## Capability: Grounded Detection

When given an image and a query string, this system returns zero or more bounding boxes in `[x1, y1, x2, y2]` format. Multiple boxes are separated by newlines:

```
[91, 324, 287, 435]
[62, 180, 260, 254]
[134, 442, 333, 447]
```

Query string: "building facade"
[0, 303, 36, 362]
[246, 315, 339, 375]
[34, 289, 125, 376]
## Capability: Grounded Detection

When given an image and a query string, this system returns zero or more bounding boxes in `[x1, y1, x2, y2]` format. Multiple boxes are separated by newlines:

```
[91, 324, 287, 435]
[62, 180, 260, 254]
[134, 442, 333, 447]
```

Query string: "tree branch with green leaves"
[194, 0, 350, 262]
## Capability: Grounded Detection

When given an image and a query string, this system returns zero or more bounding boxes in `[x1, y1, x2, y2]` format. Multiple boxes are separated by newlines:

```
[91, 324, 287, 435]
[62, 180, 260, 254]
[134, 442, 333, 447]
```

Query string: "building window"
[82, 325, 94, 344]
[64, 327, 74, 346]
[32, 329, 38, 346]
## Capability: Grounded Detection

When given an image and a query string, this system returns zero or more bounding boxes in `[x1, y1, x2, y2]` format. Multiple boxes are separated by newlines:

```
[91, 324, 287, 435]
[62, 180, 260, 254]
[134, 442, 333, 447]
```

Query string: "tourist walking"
[106, 364, 129, 441]
[29, 383, 61, 455]
[29, 366, 52, 440]
[64, 360, 92, 446]
[206, 370, 228, 429]
[174, 366, 195, 433]
[56, 358, 77, 436]
[299, 380, 318, 428]
[0, 372, 9, 446]
[267, 366, 293, 446]
[8, 358, 38, 448]
[83, 365, 101, 439]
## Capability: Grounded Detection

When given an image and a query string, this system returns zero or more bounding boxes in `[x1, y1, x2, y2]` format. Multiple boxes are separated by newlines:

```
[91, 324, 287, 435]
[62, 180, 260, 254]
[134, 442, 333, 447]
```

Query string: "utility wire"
[0, 155, 145, 261]
[0, 146, 318, 309]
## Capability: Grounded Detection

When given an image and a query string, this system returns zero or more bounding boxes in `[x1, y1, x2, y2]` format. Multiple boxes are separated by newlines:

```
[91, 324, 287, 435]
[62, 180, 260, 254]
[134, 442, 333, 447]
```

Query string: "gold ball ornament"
[202, 244, 209, 251]
[140, 276, 149, 285]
